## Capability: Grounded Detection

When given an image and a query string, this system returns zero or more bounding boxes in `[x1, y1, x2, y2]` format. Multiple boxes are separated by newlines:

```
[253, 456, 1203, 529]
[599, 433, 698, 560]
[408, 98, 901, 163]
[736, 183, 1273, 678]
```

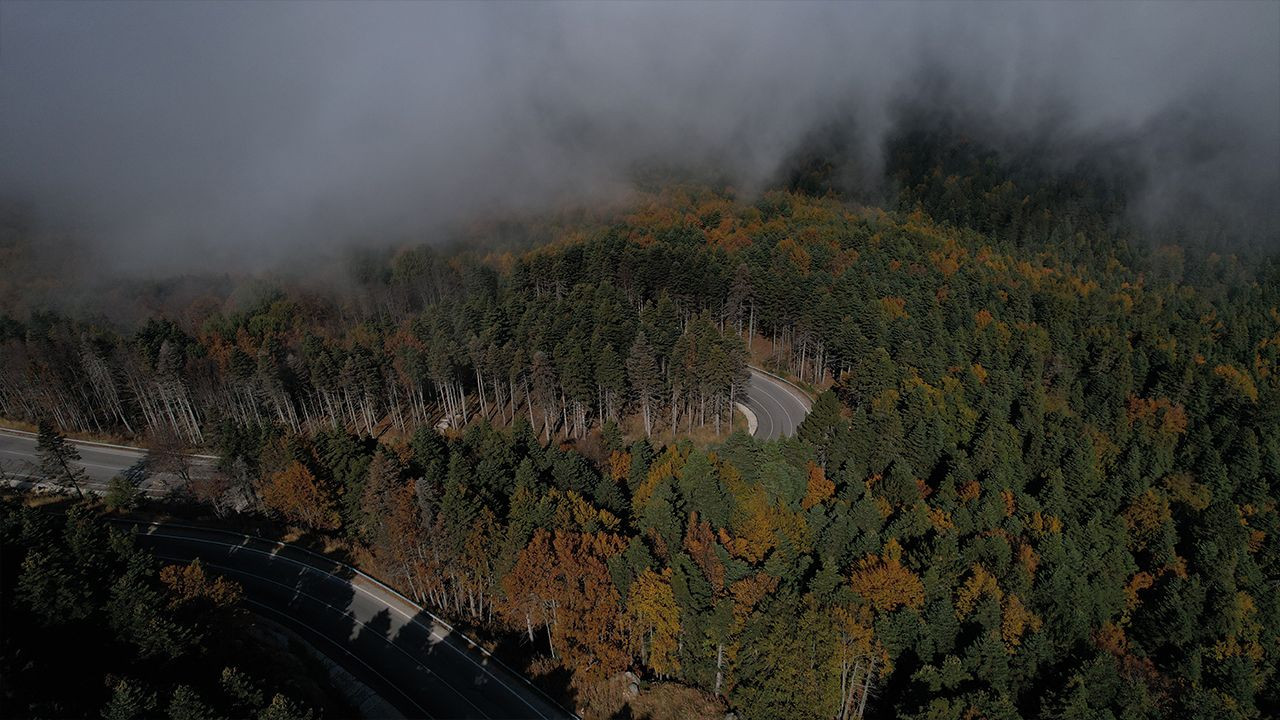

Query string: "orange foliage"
[801, 462, 835, 510]
[260, 461, 339, 530]
[729, 573, 779, 626]
[1017, 543, 1040, 579]
[160, 561, 242, 610]
[607, 451, 632, 482]
[1124, 572, 1155, 611]
[955, 565, 1002, 618]
[959, 480, 981, 503]
[1126, 396, 1189, 436]
[501, 529, 628, 681]
[975, 309, 994, 329]
[1000, 489, 1016, 517]
[1001, 594, 1040, 650]
[849, 539, 924, 613]
[880, 296, 909, 321]
[1123, 489, 1171, 548]
[685, 512, 726, 591]
[778, 237, 812, 273]
[831, 248, 860, 275]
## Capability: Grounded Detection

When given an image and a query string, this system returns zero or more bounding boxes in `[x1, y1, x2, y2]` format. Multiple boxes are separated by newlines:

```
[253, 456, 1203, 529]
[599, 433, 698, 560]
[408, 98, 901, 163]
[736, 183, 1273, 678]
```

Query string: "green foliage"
[105, 474, 140, 512]
[4, 160, 1280, 720]
[0, 500, 321, 720]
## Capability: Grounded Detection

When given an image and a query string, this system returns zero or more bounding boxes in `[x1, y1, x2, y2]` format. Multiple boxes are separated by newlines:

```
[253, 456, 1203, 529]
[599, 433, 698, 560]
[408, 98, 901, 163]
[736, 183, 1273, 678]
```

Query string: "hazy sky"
[1, 1, 1277, 272]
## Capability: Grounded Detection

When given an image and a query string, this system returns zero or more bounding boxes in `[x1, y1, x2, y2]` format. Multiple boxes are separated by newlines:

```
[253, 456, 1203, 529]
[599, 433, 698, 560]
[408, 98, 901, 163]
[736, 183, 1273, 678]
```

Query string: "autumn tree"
[259, 461, 339, 530]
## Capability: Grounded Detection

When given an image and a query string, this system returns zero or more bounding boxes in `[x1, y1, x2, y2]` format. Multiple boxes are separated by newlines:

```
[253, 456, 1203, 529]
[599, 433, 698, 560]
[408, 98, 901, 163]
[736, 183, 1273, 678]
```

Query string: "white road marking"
[144, 531, 556, 720]
[157, 553, 480, 719]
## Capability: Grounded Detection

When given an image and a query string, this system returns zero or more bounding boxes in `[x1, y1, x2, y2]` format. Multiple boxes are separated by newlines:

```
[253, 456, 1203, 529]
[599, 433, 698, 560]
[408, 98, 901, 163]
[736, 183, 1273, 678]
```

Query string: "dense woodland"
[0, 502, 335, 719]
[1, 133, 1278, 719]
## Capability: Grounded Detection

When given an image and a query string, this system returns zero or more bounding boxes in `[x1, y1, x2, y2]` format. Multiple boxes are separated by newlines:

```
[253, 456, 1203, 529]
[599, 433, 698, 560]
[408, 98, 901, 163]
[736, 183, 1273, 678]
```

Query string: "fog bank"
[1, 1, 1276, 273]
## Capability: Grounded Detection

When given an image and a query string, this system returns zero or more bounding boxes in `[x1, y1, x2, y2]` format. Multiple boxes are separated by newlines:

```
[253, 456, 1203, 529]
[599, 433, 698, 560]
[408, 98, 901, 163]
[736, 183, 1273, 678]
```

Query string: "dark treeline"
[0, 502, 335, 719]
[2, 144, 1279, 719]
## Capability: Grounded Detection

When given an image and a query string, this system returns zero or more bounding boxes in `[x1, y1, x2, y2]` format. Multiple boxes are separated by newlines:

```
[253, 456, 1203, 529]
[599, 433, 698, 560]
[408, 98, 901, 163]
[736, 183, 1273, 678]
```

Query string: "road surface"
[0, 429, 572, 719]
[743, 368, 813, 440]
[129, 522, 570, 720]
[0, 428, 216, 497]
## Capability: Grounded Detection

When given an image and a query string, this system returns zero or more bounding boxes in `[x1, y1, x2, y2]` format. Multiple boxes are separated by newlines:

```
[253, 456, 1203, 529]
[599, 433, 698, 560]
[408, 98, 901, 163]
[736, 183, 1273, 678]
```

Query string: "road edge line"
[121, 519, 579, 720]
[748, 366, 814, 410]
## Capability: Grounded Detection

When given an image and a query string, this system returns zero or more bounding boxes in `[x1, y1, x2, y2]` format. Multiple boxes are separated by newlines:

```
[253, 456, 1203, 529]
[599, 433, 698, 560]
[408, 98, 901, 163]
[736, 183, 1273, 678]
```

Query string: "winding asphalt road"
[743, 368, 813, 440]
[0, 375, 810, 715]
[0, 429, 572, 719]
[132, 523, 569, 720]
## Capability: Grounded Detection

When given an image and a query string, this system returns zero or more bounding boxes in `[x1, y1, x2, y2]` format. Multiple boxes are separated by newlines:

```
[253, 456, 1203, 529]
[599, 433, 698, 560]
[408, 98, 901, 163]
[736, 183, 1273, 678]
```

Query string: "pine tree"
[627, 331, 661, 437]
[797, 390, 844, 469]
[36, 419, 87, 497]
[102, 679, 158, 720]
[596, 343, 626, 423]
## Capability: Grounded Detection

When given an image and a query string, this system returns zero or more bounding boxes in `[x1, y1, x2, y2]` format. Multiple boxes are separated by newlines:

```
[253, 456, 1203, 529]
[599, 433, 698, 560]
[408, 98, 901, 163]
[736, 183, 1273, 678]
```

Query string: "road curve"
[129, 522, 571, 720]
[743, 368, 813, 441]
[0, 430, 573, 719]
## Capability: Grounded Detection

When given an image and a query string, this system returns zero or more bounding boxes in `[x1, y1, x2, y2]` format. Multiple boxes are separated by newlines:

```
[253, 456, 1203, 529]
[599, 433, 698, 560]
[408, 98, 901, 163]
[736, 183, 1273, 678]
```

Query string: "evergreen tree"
[36, 419, 88, 497]
[626, 331, 662, 437]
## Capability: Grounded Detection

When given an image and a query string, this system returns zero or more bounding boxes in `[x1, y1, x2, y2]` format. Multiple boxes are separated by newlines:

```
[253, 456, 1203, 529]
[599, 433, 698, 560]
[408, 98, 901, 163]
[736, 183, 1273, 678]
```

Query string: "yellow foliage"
[778, 237, 812, 273]
[633, 446, 686, 510]
[870, 388, 900, 414]
[548, 489, 621, 532]
[880, 296, 909, 320]
[849, 539, 924, 613]
[971, 363, 988, 384]
[955, 565, 1002, 618]
[801, 462, 835, 510]
[1001, 594, 1040, 650]
[627, 568, 682, 676]
[1214, 364, 1259, 402]
[927, 505, 954, 531]
[608, 451, 632, 482]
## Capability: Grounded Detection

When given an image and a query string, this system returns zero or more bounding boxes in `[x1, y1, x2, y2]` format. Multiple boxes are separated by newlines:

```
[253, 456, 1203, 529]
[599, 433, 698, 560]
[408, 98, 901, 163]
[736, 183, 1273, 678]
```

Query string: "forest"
[0, 501, 340, 719]
[1, 128, 1278, 719]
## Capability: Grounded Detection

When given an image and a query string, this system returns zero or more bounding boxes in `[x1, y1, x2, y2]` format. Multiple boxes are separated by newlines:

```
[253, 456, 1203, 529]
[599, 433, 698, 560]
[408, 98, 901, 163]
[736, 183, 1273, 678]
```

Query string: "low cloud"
[1, 1, 1276, 274]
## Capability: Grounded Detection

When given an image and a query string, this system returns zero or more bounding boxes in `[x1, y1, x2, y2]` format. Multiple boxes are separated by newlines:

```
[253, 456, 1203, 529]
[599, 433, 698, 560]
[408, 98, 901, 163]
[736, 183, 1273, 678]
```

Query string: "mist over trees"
[1, 3, 1278, 719]
[0, 2, 1276, 273]
[3, 156, 1278, 717]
